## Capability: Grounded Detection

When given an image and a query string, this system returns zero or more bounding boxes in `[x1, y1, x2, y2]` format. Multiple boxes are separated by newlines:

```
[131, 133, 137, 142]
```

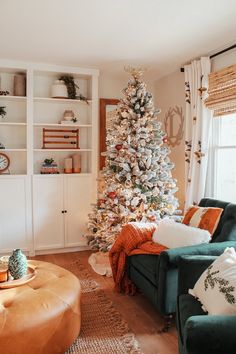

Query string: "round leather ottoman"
[0, 260, 81, 354]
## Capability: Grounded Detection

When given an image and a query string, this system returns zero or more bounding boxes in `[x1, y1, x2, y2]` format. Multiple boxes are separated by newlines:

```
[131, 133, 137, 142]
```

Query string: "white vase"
[51, 80, 68, 98]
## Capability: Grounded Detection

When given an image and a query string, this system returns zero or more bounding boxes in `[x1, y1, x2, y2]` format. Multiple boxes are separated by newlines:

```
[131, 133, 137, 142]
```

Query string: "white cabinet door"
[33, 176, 64, 250]
[0, 177, 29, 252]
[64, 175, 92, 247]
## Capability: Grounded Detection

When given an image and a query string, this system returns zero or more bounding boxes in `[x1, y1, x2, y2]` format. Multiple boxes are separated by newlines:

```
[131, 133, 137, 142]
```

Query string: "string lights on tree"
[86, 67, 180, 252]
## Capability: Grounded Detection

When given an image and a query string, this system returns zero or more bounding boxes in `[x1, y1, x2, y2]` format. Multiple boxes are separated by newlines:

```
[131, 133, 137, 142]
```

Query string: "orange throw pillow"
[182, 206, 223, 236]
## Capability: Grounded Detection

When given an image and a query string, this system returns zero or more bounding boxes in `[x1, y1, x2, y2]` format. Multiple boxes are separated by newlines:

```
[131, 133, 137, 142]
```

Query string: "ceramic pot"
[64, 158, 73, 173]
[63, 110, 75, 121]
[72, 154, 81, 173]
[51, 80, 68, 98]
[8, 249, 27, 279]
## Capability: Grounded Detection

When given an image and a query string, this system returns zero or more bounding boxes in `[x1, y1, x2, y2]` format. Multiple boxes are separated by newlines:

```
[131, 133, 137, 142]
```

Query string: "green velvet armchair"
[127, 198, 236, 330]
[177, 254, 236, 354]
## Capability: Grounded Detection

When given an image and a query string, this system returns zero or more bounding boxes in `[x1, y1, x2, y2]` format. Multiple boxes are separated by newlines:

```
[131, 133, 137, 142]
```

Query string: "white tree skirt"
[88, 252, 112, 277]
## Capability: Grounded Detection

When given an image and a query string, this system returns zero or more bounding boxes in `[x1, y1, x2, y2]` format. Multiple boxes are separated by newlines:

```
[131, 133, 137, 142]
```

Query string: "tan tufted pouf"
[0, 260, 81, 354]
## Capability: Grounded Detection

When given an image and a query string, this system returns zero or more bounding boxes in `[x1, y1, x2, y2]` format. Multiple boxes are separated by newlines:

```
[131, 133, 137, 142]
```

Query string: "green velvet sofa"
[126, 198, 236, 329]
[177, 254, 236, 354]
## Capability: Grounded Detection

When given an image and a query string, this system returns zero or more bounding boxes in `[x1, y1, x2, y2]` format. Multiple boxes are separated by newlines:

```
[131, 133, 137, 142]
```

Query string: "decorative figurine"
[8, 249, 27, 280]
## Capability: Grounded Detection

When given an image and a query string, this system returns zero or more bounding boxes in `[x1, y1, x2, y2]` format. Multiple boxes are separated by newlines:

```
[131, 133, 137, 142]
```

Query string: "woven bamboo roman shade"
[205, 64, 236, 117]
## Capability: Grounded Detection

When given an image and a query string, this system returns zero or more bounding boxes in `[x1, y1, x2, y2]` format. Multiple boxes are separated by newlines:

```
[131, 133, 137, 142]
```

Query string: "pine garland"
[59, 75, 89, 103]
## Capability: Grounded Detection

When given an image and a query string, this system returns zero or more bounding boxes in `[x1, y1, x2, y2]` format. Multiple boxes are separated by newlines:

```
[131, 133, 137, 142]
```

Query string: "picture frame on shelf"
[99, 98, 119, 169]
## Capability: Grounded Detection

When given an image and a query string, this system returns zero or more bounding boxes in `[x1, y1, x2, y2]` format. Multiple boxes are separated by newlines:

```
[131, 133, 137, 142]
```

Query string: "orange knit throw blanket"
[109, 222, 167, 294]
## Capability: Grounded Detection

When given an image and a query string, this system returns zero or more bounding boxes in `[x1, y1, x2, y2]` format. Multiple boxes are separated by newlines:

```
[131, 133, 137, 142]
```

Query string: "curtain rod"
[180, 44, 236, 72]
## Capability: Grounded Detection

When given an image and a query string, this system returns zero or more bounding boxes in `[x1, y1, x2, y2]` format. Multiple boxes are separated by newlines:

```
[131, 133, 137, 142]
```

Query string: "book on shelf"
[40, 163, 60, 174]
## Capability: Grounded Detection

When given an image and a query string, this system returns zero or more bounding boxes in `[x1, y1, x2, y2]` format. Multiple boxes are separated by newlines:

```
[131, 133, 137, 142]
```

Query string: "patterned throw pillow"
[182, 206, 223, 236]
[189, 247, 236, 315]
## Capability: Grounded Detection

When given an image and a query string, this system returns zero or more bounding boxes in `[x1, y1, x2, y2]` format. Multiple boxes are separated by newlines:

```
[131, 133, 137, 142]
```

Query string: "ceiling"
[1, 0, 236, 81]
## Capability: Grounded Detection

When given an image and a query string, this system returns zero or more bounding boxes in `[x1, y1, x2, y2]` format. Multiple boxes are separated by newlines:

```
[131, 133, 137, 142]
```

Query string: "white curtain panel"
[184, 57, 212, 209]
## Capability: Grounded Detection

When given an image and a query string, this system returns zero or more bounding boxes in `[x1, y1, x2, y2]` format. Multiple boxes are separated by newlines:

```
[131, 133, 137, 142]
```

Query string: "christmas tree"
[86, 67, 179, 252]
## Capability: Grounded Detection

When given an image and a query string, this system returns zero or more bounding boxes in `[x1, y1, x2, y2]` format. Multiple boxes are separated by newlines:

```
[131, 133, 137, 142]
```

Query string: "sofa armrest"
[178, 255, 217, 295]
[156, 242, 236, 315]
[184, 315, 236, 354]
[159, 241, 236, 268]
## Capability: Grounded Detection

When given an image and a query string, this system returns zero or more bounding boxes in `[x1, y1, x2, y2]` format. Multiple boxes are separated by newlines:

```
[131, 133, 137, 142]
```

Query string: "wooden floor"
[32, 251, 178, 354]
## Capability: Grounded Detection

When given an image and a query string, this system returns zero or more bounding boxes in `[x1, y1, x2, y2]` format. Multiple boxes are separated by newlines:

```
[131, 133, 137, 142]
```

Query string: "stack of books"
[40, 162, 60, 174]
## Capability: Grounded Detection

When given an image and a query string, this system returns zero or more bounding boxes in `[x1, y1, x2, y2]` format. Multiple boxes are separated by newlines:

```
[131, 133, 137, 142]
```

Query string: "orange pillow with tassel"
[182, 206, 223, 236]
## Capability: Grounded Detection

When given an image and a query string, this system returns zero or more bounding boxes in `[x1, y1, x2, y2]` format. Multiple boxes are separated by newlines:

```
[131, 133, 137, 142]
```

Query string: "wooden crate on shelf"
[42, 128, 80, 149]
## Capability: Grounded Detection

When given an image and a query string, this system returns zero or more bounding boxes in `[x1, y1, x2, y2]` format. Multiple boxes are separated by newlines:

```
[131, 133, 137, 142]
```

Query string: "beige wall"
[154, 71, 186, 211]
[99, 72, 124, 99]
[99, 71, 155, 99]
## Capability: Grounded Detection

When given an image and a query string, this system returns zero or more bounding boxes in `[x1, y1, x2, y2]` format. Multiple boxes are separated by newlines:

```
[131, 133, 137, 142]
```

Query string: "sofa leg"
[159, 314, 173, 333]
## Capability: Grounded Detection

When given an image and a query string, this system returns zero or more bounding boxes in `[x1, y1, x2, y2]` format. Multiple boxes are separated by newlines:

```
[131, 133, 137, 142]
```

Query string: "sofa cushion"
[129, 254, 160, 287]
[189, 247, 236, 315]
[199, 198, 231, 242]
[153, 219, 211, 248]
[177, 293, 206, 343]
[182, 205, 223, 235]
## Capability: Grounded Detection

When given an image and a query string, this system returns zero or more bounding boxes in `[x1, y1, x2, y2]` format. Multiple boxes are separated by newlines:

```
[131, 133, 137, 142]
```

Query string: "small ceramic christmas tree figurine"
[8, 249, 27, 279]
[86, 67, 180, 252]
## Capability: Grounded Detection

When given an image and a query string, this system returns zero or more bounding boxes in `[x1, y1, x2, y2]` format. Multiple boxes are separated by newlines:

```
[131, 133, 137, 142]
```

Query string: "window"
[213, 114, 236, 202]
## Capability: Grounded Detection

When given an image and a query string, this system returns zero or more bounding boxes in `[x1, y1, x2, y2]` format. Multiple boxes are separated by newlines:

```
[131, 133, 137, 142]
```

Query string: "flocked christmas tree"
[86, 67, 179, 252]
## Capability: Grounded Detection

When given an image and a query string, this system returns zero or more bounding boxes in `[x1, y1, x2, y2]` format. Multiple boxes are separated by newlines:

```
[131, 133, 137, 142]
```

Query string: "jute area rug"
[65, 260, 142, 354]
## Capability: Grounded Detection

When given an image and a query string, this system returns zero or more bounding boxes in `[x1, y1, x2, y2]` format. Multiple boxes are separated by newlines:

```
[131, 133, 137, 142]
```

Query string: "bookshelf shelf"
[0, 59, 98, 255]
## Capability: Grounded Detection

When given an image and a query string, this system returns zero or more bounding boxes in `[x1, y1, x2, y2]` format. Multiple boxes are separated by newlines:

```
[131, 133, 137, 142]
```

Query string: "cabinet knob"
[64, 210, 67, 213]
[62, 210, 65, 214]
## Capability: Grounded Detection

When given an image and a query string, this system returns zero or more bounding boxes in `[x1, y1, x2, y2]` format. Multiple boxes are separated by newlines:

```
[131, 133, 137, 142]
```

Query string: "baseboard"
[34, 245, 91, 256]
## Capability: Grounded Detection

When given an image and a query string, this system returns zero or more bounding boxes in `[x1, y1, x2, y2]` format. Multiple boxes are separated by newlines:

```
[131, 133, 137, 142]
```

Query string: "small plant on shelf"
[44, 158, 54, 165]
[0, 106, 6, 119]
[59, 75, 89, 103]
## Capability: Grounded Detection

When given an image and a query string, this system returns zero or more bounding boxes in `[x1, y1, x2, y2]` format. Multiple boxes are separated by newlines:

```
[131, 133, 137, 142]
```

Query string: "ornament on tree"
[115, 144, 123, 151]
[85, 66, 180, 252]
[163, 136, 168, 144]
[98, 198, 106, 207]
[108, 191, 117, 200]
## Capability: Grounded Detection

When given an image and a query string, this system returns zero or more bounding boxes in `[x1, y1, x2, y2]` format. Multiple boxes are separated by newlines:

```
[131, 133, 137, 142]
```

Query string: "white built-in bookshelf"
[0, 60, 99, 255]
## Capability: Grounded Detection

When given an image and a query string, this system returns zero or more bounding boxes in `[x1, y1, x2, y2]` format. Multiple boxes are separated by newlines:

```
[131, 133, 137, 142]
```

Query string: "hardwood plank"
[31, 251, 178, 354]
